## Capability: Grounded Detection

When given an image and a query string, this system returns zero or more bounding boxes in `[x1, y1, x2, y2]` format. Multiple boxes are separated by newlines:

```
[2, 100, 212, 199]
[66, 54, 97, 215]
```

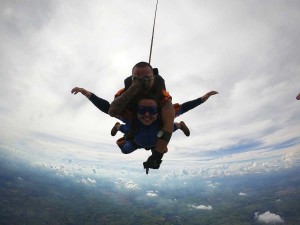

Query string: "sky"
[1, 0, 300, 173]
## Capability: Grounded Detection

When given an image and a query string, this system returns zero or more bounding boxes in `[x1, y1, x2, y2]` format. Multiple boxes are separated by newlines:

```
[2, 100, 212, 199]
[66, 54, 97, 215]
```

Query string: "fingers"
[146, 77, 154, 88]
[71, 87, 82, 95]
[71, 87, 78, 94]
[207, 91, 218, 96]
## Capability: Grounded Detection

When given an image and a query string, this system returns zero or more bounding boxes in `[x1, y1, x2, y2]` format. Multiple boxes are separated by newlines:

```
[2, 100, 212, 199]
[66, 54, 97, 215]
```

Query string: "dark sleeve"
[180, 98, 203, 114]
[89, 93, 110, 114]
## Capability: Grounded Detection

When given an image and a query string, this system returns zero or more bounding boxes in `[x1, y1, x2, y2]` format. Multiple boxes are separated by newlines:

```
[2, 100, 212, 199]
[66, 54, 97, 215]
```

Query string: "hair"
[132, 61, 153, 74]
[137, 92, 159, 106]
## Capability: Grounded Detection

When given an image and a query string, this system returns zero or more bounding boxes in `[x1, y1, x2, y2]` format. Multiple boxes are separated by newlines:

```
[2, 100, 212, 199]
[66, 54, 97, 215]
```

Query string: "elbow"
[108, 101, 120, 117]
[108, 108, 116, 117]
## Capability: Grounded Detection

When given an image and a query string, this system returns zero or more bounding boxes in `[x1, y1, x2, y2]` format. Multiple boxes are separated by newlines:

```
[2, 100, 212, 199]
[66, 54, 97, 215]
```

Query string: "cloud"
[146, 190, 158, 197]
[79, 177, 96, 185]
[254, 211, 284, 224]
[125, 181, 139, 189]
[206, 180, 219, 188]
[239, 192, 247, 196]
[115, 178, 139, 190]
[189, 204, 213, 210]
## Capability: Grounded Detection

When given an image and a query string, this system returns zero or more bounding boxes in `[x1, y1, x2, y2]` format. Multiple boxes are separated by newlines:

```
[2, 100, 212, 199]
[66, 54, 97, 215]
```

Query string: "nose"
[144, 112, 150, 116]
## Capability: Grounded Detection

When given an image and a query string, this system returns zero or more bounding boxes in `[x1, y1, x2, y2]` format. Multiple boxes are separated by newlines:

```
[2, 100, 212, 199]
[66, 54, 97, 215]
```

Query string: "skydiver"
[71, 87, 218, 173]
[71, 62, 218, 172]
[112, 90, 218, 174]
[108, 62, 174, 168]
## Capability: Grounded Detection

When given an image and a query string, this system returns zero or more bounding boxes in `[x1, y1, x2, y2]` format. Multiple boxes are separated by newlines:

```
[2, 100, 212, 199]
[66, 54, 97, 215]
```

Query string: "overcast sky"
[1, 0, 300, 170]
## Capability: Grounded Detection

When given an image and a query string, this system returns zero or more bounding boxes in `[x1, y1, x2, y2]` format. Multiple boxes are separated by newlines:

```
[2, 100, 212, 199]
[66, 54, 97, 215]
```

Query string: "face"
[137, 99, 158, 126]
[132, 66, 154, 91]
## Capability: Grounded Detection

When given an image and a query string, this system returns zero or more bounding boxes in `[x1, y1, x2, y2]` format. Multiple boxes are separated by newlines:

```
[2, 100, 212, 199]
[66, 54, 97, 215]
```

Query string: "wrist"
[152, 149, 164, 159]
[157, 130, 172, 143]
[85, 92, 91, 98]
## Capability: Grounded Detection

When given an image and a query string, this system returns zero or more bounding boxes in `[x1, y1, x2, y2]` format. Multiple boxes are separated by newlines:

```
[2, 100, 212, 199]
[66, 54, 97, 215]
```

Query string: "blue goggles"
[138, 106, 158, 115]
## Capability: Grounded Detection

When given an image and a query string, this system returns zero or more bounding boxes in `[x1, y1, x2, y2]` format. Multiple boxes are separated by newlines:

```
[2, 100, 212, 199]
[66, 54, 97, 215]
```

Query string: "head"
[132, 62, 154, 91]
[137, 98, 158, 126]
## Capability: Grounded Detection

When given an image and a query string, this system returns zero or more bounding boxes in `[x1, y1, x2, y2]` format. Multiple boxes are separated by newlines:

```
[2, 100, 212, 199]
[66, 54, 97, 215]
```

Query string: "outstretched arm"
[71, 87, 92, 98]
[200, 90, 218, 103]
[71, 87, 110, 114]
[176, 90, 218, 117]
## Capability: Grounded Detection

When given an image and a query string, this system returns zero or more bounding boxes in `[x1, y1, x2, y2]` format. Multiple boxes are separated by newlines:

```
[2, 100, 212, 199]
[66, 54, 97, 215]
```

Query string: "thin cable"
[149, 0, 158, 64]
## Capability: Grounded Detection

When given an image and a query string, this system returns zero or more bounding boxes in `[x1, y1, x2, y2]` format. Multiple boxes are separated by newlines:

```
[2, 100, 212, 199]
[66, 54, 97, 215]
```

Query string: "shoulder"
[115, 88, 125, 98]
[160, 89, 172, 106]
[154, 74, 166, 90]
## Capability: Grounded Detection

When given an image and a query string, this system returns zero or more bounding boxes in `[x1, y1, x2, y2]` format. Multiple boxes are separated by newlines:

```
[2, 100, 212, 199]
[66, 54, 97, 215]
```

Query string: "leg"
[111, 122, 131, 136]
[173, 121, 190, 136]
[116, 137, 138, 154]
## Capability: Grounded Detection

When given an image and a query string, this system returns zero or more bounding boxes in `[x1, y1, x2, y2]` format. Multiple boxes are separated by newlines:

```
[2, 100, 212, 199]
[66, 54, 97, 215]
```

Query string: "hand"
[132, 76, 154, 91]
[143, 156, 162, 174]
[143, 76, 154, 90]
[155, 138, 168, 153]
[71, 87, 91, 98]
[201, 90, 218, 102]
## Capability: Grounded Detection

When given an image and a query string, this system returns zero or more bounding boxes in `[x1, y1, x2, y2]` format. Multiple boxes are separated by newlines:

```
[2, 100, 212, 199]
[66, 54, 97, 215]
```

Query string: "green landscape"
[1, 153, 299, 225]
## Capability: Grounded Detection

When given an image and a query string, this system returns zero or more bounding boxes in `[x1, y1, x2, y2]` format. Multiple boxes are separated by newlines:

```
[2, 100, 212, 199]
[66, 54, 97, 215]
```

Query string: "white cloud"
[254, 211, 284, 224]
[206, 180, 219, 188]
[189, 204, 213, 210]
[80, 177, 96, 185]
[125, 181, 139, 189]
[146, 190, 158, 197]
[239, 192, 247, 196]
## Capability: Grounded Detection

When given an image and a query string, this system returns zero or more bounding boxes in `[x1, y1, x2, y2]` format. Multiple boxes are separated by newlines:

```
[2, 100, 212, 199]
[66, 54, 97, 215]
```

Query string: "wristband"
[157, 130, 172, 143]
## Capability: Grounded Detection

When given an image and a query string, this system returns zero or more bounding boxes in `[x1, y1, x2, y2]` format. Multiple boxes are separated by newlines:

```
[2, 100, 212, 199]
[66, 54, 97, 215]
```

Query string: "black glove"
[143, 150, 164, 174]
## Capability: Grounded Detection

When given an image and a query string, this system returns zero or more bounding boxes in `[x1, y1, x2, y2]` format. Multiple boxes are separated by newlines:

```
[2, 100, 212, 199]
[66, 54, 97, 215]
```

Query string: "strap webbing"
[148, 0, 159, 64]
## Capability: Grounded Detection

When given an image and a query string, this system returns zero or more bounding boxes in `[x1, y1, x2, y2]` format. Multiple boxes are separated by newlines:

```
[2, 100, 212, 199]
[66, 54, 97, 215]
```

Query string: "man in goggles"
[113, 97, 190, 153]
[108, 62, 175, 172]
[111, 95, 190, 174]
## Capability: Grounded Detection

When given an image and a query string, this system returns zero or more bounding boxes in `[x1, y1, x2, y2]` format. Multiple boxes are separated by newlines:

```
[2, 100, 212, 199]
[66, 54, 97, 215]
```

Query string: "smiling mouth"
[141, 116, 153, 122]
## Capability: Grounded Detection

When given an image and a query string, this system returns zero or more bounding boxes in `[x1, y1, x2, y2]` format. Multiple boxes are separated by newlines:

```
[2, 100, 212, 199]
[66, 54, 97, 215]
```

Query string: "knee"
[121, 149, 131, 154]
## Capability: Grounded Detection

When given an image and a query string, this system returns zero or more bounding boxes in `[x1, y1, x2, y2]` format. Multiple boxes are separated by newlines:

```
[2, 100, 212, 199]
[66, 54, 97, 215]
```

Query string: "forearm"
[89, 93, 110, 114]
[108, 83, 140, 117]
[181, 98, 203, 114]
[155, 100, 175, 153]
[161, 100, 175, 134]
